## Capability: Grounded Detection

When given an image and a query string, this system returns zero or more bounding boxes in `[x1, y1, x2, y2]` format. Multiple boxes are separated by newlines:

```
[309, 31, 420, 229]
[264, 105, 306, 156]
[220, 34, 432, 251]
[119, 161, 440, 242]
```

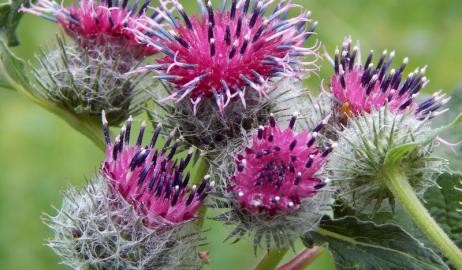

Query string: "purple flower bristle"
[132, 0, 320, 114]
[101, 112, 213, 227]
[330, 36, 450, 120]
[20, 0, 161, 58]
[229, 113, 330, 216]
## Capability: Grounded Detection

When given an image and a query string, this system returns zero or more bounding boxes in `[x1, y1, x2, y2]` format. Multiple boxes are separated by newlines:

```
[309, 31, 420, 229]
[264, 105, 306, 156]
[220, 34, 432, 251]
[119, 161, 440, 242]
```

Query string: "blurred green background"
[1, 0, 462, 269]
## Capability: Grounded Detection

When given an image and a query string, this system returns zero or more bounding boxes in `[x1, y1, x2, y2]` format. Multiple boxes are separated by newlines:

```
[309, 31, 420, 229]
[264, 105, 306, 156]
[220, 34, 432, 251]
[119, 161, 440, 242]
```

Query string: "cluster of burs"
[12, 0, 458, 269]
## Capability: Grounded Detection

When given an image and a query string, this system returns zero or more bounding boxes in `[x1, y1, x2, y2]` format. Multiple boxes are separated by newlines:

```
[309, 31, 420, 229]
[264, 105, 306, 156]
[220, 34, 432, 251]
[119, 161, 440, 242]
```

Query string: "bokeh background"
[1, 0, 462, 269]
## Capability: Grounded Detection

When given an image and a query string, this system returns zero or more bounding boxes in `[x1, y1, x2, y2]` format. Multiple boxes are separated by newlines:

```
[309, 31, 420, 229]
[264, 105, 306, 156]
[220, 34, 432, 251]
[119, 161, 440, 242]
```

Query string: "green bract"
[328, 107, 446, 213]
[33, 37, 151, 126]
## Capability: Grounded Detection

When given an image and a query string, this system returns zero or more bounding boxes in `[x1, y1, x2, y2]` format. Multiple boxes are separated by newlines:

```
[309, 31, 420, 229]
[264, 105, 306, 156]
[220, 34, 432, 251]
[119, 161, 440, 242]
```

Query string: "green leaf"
[0, 38, 37, 98]
[302, 216, 449, 270]
[384, 109, 462, 166]
[333, 199, 437, 250]
[0, 0, 31, 46]
[424, 172, 462, 248]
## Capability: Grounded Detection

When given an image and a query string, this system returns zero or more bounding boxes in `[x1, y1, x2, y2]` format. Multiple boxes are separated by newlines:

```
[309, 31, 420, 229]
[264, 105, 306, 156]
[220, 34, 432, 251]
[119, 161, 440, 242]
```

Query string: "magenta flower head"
[230, 113, 330, 214]
[101, 112, 213, 226]
[134, 0, 320, 114]
[330, 36, 449, 120]
[44, 114, 212, 269]
[20, 0, 160, 58]
[216, 113, 333, 250]
[20, 1, 163, 126]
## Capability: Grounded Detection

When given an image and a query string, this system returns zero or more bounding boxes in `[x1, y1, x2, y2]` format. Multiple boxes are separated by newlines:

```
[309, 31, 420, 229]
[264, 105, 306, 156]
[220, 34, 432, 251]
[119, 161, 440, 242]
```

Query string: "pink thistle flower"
[100, 112, 213, 227]
[20, 0, 161, 58]
[133, 0, 320, 114]
[229, 113, 330, 216]
[330, 37, 450, 120]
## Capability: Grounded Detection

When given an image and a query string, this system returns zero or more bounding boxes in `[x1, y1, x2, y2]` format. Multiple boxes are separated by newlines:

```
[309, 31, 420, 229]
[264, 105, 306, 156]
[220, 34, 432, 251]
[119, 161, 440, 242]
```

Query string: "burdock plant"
[1, 0, 462, 270]
[325, 37, 462, 268]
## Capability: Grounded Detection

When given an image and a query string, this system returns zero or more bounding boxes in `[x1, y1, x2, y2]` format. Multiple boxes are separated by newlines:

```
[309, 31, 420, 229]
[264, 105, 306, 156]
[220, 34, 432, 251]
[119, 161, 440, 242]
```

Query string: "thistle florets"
[101, 113, 214, 226]
[20, 0, 161, 59]
[329, 36, 450, 120]
[214, 114, 333, 250]
[44, 114, 213, 269]
[133, 0, 320, 113]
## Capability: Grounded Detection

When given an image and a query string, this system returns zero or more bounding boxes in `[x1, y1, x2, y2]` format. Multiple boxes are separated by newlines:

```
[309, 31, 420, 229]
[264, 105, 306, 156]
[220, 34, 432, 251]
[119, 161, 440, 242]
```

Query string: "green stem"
[0, 41, 106, 151]
[277, 246, 325, 270]
[0, 76, 13, 90]
[191, 155, 210, 185]
[61, 114, 106, 151]
[192, 156, 210, 230]
[254, 248, 289, 270]
[15, 87, 105, 151]
[382, 166, 462, 269]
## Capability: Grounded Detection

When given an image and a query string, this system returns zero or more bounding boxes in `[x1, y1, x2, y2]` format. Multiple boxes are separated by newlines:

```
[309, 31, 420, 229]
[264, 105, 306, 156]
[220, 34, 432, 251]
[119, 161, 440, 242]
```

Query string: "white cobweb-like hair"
[149, 77, 331, 160]
[32, 37, 153, 126]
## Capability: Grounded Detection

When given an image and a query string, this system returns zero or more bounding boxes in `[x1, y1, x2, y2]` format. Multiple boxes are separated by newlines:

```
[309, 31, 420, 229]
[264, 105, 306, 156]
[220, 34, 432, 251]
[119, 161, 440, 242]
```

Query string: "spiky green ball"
[328, 108, 446, 213]
[32, 37, 151, 126]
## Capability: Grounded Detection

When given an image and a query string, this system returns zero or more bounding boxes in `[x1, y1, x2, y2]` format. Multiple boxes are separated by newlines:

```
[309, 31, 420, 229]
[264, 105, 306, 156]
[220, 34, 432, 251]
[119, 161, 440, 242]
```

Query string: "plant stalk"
[255, 248, 289, 270]
[382, 166, 462, 269]
[276, 246, 325, 270]
[0, 41, 106, 151]
[192, 156, 210, 230]
[191, 156, 210, 185]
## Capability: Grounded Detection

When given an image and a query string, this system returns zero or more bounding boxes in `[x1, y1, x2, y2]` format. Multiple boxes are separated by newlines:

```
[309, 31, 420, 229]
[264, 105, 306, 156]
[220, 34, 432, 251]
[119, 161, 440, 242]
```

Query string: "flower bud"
[45, 176, 203, 269]
[151, 82, 274, 158]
